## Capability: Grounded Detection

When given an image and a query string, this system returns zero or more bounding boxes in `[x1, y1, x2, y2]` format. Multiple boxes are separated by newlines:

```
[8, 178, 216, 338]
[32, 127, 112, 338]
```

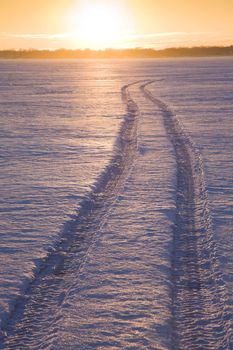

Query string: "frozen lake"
[0, 58, 232, 348]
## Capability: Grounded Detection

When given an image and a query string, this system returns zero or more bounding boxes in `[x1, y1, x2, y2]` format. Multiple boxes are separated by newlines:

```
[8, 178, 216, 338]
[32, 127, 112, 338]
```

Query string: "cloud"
[122, 31, 225, 48]
[0, 32, 77, 40]
[128, 32, 188, 39]
[0, 31, 217, 40]
[0, 30, 230, 49]
[126, 31, 218, 40]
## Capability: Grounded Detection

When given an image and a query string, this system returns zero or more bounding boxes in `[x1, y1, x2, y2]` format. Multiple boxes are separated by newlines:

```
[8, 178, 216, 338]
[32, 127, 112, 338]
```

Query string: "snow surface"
[0, 58, 232, 348]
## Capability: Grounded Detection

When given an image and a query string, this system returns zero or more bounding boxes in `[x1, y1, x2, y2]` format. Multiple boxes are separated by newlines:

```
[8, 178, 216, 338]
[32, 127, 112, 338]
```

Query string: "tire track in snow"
[142, 81, 232, 349]
[1, 83, 140, 349]
[2, 80, 232, 349]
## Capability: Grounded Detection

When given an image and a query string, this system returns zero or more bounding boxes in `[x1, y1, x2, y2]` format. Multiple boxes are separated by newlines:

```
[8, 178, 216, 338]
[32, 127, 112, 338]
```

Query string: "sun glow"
[67, 1, 134, 49]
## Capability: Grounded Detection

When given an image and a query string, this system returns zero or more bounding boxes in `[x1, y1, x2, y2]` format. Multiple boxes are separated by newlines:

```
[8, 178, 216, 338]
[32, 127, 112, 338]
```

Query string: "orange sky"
[0, 0, 232, 49]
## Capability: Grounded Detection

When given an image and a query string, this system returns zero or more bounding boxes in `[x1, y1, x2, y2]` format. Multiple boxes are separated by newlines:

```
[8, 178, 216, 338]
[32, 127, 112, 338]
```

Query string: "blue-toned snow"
[0, 58, 232, 349]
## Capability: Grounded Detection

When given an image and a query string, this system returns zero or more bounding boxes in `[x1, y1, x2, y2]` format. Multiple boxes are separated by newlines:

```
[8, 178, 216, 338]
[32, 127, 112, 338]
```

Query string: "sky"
[0, 0, 233, 50]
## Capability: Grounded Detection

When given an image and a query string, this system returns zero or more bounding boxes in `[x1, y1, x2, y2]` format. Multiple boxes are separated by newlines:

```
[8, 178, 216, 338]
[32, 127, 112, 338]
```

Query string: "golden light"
[67, 1, 134, 49]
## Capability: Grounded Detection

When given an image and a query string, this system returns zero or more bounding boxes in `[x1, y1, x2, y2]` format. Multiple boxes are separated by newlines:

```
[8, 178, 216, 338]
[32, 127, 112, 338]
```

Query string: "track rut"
[142, 81, 232, 349]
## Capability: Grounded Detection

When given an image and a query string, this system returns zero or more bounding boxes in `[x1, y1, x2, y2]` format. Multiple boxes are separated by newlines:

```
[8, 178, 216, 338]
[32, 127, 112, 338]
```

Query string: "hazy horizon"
[1, 44, 233, 51]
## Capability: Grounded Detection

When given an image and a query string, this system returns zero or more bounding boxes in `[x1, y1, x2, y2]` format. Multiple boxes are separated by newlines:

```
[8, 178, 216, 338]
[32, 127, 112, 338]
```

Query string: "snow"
[0, 58, 232, 348]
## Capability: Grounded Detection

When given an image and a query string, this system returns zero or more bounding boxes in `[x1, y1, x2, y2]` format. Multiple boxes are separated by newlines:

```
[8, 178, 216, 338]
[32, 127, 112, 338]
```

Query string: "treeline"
[0, 46, 233, 59]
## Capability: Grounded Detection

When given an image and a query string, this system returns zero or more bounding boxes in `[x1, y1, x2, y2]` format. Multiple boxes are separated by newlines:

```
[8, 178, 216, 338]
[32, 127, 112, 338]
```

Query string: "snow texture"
[0, 58, 232, 348]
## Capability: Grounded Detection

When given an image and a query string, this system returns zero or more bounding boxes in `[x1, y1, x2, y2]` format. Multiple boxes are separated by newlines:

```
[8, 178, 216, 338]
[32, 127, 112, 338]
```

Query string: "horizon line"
[1, 44, 233, 52]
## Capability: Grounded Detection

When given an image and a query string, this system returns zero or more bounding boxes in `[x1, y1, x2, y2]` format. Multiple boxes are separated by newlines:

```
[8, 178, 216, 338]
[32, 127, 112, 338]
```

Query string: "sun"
[67, 1, 134, 49]
[79, 4, 121, 49]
